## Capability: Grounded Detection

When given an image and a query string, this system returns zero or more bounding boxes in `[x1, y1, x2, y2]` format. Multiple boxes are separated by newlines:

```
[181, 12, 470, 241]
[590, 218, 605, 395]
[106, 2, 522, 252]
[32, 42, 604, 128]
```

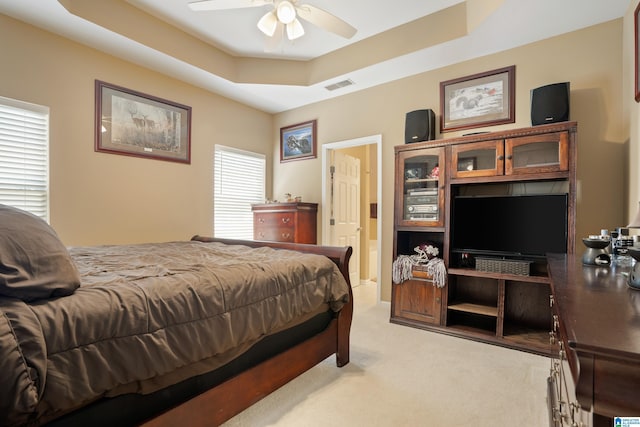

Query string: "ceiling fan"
[188, 0, 357, 42]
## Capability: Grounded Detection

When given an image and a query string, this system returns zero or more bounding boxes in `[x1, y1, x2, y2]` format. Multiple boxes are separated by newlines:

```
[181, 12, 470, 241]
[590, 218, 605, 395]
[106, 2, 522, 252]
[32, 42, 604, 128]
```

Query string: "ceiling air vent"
[325, 79, 354, 91]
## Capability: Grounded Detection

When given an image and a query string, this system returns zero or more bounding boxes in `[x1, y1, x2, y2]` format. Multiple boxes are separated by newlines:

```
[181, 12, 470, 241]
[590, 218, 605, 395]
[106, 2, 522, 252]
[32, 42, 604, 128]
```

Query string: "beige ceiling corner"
[465, 0, 505, 33]
[304, 3, 469, 85]
[58, 0, 471, 87]
[58, 0, 240, 80]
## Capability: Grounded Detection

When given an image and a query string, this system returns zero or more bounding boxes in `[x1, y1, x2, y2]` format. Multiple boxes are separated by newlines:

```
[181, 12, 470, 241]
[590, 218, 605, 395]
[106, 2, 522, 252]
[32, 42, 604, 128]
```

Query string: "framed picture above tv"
[440, 66, 516, 133]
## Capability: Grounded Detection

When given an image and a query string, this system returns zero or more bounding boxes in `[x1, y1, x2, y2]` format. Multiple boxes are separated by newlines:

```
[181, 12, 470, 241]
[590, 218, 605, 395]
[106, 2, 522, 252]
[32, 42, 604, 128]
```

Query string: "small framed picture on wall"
[280, 120, 317, 162]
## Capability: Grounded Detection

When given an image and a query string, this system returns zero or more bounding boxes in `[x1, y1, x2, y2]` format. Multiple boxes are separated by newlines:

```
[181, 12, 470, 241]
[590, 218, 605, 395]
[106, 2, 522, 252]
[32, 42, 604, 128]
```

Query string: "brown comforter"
[0, 241, 350, 427]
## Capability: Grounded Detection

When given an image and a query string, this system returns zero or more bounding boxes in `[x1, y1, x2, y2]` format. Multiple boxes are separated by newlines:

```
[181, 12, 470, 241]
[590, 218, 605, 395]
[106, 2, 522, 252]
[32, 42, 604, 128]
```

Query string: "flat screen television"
[451, 194, 568, 258]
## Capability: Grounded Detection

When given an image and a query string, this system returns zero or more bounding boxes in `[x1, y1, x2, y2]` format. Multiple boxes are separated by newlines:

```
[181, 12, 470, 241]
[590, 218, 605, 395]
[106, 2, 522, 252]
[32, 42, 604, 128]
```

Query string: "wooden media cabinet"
[391, 122, 577, 355]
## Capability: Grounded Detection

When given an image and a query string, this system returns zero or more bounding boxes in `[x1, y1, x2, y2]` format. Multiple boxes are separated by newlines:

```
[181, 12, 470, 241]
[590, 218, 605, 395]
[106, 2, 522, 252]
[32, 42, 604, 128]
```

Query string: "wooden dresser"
[547, 253, 640, 426]
[251, 202, 318, 244]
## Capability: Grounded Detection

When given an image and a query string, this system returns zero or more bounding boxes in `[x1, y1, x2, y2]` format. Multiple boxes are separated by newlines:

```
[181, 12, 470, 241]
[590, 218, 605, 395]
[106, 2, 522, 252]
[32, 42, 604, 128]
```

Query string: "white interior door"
[331, 150, 361, 286]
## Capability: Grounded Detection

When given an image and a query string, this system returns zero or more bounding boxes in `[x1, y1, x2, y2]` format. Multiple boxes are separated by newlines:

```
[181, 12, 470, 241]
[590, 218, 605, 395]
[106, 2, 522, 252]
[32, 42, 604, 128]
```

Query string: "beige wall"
[0, 14, 273, 246]
[274, 19, 626, 301]
[1, 14, 631, 302]
[625, 3, 640, 222]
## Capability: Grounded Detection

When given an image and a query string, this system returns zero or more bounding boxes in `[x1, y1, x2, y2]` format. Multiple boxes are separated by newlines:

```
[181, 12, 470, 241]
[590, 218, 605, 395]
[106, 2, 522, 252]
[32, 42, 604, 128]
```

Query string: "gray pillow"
[0, 204, 80, 301]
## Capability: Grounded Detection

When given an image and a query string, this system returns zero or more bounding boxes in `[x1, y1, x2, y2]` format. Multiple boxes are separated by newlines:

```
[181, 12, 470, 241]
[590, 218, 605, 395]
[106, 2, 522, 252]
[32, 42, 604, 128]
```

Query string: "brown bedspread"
[0, 241, 350, 427]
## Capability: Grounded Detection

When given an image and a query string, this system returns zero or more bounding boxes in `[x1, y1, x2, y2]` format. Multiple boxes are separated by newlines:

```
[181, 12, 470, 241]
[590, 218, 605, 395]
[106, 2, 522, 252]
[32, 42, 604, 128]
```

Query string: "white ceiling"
[0, 0, 632, 113]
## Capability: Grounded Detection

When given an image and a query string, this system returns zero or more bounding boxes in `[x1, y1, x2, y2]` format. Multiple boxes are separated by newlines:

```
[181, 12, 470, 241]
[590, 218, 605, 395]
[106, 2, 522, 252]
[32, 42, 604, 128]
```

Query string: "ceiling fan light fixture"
[286, 18, 304, 40]
[276, 1, 296, 24]
[257, 11, 278, 37]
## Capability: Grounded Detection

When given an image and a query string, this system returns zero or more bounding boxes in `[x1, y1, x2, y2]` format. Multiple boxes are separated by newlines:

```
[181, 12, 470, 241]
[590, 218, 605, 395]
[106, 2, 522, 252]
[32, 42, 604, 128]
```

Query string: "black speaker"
[405, 109, 435, 143]
[530, 82, 570, 126]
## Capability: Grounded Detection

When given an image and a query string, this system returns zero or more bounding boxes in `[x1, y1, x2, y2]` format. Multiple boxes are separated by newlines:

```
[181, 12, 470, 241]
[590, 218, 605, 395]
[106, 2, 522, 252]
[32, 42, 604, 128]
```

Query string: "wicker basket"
[475, 257, 531, 276]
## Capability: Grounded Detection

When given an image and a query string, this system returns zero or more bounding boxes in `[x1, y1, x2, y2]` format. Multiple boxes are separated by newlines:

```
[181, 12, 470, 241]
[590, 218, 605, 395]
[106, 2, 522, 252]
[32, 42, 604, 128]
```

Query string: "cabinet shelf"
[406, 178, 439, 183]
[503, 325, 552, 352]
[446, 323, 497, 338]
[448, 268, 550, 284]
[448, 302, 498, 317]
[396, 226, 445, 233]
[523, 161, 559, 168]
[449, 171, 569, 185]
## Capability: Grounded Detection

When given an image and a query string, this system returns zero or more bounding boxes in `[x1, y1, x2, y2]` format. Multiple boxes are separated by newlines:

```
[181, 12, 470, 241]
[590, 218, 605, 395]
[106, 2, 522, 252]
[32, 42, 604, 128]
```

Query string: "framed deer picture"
[280, 120, 317, 162]
[95, 80, 191, 164]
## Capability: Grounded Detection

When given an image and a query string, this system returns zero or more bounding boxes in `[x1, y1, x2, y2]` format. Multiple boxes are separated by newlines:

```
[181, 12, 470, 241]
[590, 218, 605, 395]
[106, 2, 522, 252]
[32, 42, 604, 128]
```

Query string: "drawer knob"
[282, 217, 291, 224]
[281, 232, 291, 239]
[258, 218, 265, 223]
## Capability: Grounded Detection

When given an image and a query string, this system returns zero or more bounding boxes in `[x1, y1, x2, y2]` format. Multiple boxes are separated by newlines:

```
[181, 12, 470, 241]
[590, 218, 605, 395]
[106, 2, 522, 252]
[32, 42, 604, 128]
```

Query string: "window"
[0, 96, 49, 221]
[214, 145, 265, 239]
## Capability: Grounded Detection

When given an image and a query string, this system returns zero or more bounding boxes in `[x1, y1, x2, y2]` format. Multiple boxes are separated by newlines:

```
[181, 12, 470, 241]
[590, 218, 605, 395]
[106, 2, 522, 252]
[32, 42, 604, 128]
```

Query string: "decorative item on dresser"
[252, 202, 318, 244]
[392, 121, 577, 356]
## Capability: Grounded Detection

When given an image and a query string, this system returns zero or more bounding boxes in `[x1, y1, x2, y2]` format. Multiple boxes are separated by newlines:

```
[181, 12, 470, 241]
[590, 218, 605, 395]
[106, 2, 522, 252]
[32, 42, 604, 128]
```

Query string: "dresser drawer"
[254, 213, 295, 229]
[254, 227, 295, 242]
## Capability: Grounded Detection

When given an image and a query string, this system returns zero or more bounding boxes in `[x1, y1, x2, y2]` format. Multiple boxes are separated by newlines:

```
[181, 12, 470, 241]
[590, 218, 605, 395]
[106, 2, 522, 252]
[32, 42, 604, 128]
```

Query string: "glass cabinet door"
[505, 132, 568, 175]
[396, 148, 445, 226]
[450, 140, 504, 178]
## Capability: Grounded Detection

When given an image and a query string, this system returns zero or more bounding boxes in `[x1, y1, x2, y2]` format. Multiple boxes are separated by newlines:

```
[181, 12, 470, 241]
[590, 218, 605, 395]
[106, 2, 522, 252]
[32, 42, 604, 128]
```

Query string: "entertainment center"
[391, 121, 577, 355]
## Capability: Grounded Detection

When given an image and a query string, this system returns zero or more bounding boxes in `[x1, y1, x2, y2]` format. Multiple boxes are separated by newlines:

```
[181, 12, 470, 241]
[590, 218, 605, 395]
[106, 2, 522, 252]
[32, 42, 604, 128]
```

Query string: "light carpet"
[222, 282, 550, 426]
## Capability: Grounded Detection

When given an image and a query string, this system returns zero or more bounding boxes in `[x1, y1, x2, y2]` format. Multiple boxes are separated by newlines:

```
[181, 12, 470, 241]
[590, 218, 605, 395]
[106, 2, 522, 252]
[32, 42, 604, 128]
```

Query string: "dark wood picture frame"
[635, 1, 640, 102]
[95, 80, 192, 164]
[280, 120, 317, 162]
[440, 66, 515, 133]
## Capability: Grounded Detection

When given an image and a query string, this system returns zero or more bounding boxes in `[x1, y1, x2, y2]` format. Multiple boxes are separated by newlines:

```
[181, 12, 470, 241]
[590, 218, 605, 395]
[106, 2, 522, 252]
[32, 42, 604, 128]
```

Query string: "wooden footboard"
[139, 236, 354, 427]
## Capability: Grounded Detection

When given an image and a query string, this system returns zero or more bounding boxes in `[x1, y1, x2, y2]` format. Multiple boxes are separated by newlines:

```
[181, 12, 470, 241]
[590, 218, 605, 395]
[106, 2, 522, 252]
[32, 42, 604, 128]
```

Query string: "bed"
[0, 204, 353, 427]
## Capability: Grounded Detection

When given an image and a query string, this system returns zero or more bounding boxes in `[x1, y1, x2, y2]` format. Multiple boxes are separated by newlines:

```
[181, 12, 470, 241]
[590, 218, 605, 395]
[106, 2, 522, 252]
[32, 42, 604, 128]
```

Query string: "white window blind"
[0, 96, 49, 221]
[214, 145, 265, 239]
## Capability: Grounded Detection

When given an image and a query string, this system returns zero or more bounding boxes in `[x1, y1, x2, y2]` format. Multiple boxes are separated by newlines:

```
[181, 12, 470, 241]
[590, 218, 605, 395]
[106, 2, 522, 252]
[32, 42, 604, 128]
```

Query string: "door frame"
[321, 134, 382, 303]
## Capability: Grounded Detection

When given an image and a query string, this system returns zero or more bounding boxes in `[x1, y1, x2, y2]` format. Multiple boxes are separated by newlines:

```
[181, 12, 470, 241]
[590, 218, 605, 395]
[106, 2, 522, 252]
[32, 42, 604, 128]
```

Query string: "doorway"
[322, 135, 382, 303]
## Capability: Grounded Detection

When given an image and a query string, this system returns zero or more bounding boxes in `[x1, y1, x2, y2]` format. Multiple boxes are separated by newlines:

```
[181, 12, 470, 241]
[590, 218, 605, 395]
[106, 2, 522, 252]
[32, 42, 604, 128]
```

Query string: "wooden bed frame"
[136, 236, 354, 427]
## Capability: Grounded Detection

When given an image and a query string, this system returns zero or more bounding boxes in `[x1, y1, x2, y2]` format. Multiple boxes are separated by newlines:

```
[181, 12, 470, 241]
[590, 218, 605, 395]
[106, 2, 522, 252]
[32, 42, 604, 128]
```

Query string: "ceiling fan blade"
[188, 0, 272, 11]
[264, 22, 284, 52]
[286, 18, 305, 40]
[258, 10, 278, 36]
[295, 3, 356, 39]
